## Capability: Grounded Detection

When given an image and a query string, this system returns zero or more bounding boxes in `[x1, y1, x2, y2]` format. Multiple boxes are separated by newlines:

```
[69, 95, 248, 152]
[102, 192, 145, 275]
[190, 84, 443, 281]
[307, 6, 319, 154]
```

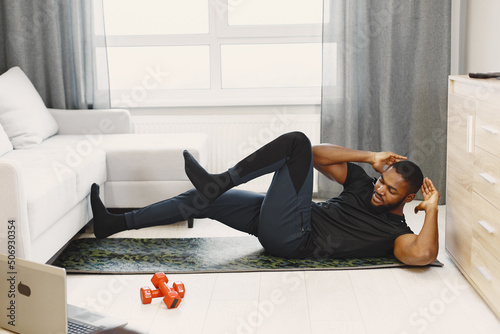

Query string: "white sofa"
[0, 67, 208, 263]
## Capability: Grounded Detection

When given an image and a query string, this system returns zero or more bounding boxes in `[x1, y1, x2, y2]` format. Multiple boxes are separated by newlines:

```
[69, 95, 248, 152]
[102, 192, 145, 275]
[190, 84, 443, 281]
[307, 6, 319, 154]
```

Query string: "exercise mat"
[52, 237, 443, 274]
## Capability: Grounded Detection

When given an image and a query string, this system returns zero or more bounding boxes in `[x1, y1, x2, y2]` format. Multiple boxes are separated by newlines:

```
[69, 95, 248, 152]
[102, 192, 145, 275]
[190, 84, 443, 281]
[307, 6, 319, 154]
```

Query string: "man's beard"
[368, 192, 406, 214]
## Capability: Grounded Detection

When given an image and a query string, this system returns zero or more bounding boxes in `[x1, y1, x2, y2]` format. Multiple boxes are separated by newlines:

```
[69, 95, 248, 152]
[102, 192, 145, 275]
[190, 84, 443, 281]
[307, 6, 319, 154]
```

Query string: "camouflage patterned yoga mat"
[52, 237, 443, 274]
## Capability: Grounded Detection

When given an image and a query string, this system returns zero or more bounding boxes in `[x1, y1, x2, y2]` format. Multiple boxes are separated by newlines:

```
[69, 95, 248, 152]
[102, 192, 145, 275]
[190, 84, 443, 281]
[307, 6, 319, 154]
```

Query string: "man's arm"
[394, 178, 440, 266]
[312, 144, 407, 184]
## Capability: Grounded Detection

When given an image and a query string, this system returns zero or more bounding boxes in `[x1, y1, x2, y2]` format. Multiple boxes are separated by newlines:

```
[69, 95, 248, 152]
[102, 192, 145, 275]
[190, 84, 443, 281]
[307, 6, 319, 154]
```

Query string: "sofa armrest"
[48, 108, 133, 135]
[0, 160, 31, 259]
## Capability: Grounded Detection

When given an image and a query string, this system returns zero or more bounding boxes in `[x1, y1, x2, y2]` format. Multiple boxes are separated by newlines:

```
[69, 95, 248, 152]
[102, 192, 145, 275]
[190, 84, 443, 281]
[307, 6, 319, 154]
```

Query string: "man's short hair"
[390, 161, 424, 195]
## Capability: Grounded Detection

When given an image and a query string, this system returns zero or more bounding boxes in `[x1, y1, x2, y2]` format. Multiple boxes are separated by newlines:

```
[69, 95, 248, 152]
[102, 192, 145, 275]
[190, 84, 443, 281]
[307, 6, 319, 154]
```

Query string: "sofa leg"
[188, 218, 194, 228]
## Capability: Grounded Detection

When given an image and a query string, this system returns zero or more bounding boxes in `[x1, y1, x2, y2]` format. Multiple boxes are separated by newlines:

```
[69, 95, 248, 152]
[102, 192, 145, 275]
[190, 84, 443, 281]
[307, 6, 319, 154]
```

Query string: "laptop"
[0, 254, 128, 334]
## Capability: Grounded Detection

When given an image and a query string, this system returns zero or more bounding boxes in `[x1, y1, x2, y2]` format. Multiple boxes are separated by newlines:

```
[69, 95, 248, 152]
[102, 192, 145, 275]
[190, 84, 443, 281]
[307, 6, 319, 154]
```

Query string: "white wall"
[463, 0, 500, 73]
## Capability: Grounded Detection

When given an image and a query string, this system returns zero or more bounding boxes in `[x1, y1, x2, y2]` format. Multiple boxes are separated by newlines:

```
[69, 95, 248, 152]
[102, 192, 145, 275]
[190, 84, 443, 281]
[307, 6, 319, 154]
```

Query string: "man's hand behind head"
[372, 151, 407, 174]
[414, 177, 440, 214]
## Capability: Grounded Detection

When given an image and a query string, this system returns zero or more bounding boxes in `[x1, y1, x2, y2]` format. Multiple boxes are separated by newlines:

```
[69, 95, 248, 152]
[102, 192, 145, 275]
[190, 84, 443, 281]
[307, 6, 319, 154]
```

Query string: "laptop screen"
[0, 254, 68, 334]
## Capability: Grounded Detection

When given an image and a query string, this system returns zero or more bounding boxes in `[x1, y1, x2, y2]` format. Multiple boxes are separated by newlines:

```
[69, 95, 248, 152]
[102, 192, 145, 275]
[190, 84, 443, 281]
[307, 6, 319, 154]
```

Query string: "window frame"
[98, 0, 323, 108]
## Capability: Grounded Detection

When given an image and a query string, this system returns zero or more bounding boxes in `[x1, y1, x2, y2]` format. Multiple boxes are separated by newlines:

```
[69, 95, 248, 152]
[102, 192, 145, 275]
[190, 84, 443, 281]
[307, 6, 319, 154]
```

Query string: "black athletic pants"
[124, 132, 314, 258]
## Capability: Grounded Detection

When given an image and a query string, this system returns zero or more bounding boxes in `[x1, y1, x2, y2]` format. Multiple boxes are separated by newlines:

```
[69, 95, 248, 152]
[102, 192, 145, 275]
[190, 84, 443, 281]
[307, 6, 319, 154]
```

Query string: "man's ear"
[404, 193, 416, 203]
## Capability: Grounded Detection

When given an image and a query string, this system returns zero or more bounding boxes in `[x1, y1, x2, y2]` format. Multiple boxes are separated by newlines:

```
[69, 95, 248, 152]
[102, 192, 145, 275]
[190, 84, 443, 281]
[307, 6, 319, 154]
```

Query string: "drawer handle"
[477, 266, 493, 282]
[481, 125, 499, 135]
[479, 173, 497, 184]
[478, 220, 495, 234]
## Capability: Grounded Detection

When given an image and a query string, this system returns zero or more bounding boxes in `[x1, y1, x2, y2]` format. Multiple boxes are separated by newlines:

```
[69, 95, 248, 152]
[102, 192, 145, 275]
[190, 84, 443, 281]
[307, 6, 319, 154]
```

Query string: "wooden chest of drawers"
[446, 76, 500, 318]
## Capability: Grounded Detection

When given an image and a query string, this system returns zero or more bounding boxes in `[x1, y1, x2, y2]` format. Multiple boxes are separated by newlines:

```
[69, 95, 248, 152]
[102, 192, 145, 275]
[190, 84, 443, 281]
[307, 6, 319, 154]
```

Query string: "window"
[96, 0, 323, 108]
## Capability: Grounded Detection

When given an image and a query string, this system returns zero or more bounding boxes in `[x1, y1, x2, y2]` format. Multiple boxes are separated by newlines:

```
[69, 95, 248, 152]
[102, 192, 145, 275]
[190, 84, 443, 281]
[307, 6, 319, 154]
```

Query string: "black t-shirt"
[303, 163, 414, 259]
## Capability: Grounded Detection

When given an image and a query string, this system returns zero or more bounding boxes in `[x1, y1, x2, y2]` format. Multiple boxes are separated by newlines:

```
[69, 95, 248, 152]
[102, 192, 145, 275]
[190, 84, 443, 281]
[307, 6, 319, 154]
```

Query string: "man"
[90, 132, 439, 266]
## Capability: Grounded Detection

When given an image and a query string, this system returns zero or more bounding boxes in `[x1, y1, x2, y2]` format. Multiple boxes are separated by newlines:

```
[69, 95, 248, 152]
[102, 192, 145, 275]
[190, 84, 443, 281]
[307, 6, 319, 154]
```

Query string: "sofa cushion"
[24, 166, 77, 241]
[98, 133, 209, 182]
[35, 141, 107, 200]
[0, 67, 59, 149]
[3, 149, 77, 241]
[35, 134, 208, 182]
[3, 146, 106, 241]
[0, 123, 13, 156]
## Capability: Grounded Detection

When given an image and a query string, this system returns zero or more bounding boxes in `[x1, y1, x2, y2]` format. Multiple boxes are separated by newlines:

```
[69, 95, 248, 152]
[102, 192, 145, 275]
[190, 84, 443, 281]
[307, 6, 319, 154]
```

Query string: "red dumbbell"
[140, 282, 185, 304]
[150, 273, 184, 309]
[172, 282, 185, 298]
[140, 286, 162, 304]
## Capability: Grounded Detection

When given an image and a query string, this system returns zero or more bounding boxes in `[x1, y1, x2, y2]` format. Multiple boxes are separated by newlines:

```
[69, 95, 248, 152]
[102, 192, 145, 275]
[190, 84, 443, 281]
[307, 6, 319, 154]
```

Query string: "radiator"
[132, 112, 320, 192]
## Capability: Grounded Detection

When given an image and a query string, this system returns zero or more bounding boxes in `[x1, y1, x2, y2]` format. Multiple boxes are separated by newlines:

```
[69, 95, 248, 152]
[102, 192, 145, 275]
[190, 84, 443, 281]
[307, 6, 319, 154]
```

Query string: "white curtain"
[320, 0, 451, 203]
